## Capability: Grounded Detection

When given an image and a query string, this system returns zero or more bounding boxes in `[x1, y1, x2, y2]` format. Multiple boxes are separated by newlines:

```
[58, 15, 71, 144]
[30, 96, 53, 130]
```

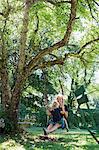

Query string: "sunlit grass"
[0, 127, 99, 150]
[0, 139, 25, 150]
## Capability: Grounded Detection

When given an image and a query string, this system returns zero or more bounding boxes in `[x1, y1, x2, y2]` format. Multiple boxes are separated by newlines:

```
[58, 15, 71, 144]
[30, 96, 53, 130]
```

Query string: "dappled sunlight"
[0, 128, 99, 150]
[0, 139, 25, 150]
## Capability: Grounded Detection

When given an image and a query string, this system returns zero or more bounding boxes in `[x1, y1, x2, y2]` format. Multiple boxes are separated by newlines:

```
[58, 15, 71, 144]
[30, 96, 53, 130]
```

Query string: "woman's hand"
[59, 100, 64, 107]
[60, 111, 65, 115]
[61, 111, 68, 118]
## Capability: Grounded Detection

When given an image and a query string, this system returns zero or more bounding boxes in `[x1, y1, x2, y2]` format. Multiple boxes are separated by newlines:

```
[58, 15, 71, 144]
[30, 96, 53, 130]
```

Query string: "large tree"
[0, 0, 99, 132]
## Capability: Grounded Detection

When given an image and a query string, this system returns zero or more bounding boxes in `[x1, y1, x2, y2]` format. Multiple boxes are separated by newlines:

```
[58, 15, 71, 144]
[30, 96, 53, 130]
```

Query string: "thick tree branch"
[24, 36, 99, 80]
[38, 37, 99, 70]
[26, 11, 39, 61]
[26, 0, 77, 72]
[1, 20, 11, 109]
[11, 0, 32, 101]
[36, 58, 64, 69]
[17, 0, 31, 72]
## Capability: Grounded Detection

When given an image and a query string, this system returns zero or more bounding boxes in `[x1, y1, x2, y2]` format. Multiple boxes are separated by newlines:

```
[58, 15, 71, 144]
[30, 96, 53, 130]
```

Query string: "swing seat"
[75, 85, 88, 105]
[74, 85, 99, 144]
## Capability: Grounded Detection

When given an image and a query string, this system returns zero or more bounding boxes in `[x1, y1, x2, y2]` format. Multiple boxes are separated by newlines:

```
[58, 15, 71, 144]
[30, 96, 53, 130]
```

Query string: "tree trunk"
[1, 71, 25, 133]
[9, 73, 25, 131]
[1, 68, 11, 111]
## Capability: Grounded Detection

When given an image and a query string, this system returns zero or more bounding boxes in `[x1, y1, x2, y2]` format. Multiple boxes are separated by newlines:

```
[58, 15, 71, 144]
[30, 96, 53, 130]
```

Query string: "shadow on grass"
[34, 141, 73, 150]
[82, 144, 99, 150]
[0, 127, 99, 150]
[58, 137, 78, 143]
[11, 134, 99, 150]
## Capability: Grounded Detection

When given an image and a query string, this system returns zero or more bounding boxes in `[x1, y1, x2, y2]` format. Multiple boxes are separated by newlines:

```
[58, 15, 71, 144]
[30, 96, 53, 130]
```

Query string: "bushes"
[68, 108, 99, 129]
[93, 110, 99, 129]
[18, 103, 47, 127]
[18, 106, 47, 127]
[68, 109, 80, 128]
[36, 107, 47, 127]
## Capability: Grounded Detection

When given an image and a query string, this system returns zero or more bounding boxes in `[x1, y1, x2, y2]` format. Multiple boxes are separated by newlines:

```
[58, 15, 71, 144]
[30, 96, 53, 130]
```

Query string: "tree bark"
[1, 67, 11, 111]
[8, 0, 31, 130]
[0, 0, 31, 133]
[1, 24, 11, 112]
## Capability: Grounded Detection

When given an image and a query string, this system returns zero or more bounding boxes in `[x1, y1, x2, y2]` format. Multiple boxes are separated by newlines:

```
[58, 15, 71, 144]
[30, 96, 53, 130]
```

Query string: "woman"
[57, 95, 69, 131]
[43, 94, 69, 135]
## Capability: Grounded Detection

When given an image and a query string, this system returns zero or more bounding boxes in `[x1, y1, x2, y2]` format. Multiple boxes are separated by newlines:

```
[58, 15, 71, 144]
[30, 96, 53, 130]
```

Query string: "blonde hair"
[51, 100, 59, 109]
[56, 94, 64, 100]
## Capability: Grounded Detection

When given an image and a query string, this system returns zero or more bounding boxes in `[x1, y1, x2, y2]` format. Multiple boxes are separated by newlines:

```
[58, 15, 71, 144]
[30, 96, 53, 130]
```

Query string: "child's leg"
[46, 123, 61, 134]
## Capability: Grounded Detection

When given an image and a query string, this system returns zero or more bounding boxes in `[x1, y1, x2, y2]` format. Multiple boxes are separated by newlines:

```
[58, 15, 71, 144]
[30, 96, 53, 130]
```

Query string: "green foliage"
[55, 4, 70, 32]
[21, 94, 43, 108]
[93, 110, 99, 129]
[68, 109, 99, 130]
[28, 73, 57, 94]
[68, 109, 80, 128]
[36, 107, 47, 127]
[18, 103, 27, 119]
[19, 95, 44, 120]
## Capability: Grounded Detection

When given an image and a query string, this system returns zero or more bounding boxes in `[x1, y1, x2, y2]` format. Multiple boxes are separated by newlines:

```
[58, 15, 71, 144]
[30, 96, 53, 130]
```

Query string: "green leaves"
[28, 72, 57, 94]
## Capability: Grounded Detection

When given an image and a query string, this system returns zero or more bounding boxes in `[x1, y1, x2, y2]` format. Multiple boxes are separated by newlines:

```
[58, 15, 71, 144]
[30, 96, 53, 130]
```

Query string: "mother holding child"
[43, 94, 69, 135]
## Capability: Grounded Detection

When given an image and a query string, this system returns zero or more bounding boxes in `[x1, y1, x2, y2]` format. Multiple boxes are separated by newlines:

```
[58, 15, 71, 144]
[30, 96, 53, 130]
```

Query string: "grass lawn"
[0, 127, 99, 150]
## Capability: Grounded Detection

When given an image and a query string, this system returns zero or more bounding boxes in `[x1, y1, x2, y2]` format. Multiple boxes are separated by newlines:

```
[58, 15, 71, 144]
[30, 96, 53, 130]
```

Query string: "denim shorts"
[48, 118, 64, 126]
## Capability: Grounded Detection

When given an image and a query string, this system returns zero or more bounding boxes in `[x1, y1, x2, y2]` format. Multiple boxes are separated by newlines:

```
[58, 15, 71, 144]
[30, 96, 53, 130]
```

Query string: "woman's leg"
[46, 123, 61, 134]
[64, 118, 69, 131]
[43, 123, 53, 136]
[47, 123, 53, 130]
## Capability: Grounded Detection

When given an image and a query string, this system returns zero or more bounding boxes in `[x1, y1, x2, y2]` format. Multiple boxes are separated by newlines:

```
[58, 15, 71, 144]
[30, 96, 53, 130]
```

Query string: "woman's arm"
[63, 111, 68, 119]
[46, 107, 52, 116]
[60, 102, 68, 119]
